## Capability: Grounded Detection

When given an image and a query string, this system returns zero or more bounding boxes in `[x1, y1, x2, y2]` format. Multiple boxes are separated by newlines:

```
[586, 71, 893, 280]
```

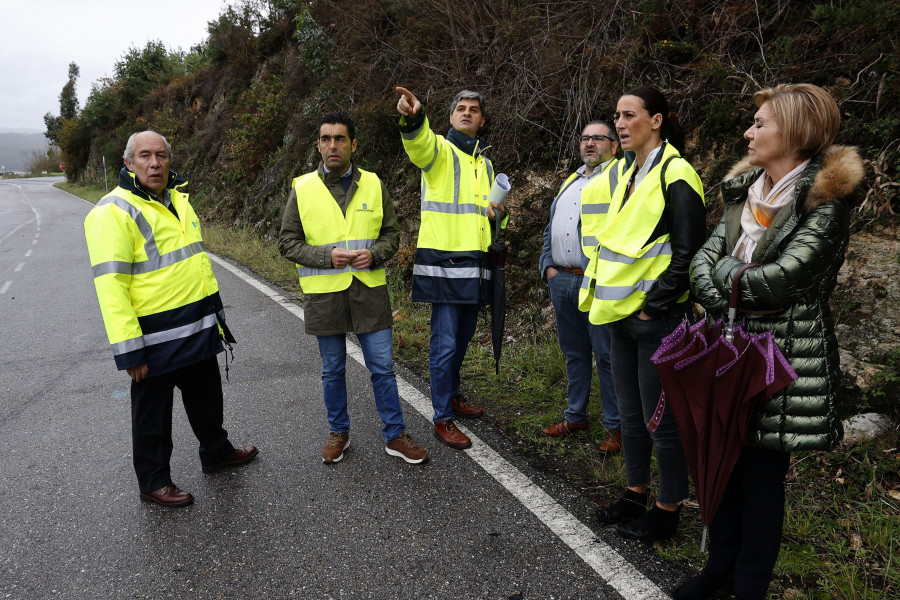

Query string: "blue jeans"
[548, 270, 619, 429]
[316, 328, 405, 443]
[610, 312, 689, 505]
[429, 302, 480, 422]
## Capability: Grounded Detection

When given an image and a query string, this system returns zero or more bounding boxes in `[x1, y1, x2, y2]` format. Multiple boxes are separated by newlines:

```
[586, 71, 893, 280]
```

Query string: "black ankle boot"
[594, 489, 648, 524]
[671, 568, 734, 600]
[615, 504, 681, 541]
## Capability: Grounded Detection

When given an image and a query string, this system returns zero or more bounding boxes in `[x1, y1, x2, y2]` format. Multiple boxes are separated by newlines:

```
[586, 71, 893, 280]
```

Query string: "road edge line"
[209, 253, 671, 600]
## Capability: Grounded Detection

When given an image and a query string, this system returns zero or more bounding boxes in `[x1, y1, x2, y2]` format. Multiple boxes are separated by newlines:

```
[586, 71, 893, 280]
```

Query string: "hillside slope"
[57, 0, 899, 406]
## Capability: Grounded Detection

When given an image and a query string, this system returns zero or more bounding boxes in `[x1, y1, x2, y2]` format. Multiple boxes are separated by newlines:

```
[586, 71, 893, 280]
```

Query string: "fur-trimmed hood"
[722, 144, 864, 213]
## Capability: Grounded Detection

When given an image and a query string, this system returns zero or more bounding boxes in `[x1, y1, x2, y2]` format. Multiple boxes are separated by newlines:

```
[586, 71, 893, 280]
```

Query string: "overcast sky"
[0, 0, 231, 132]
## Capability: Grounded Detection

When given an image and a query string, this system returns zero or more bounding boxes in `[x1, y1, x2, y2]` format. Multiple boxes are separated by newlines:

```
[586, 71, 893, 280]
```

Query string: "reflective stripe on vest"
[292, 169, 386, 293]
[295, 238, 377, 278]
[412, 264, 493, 280]
[90, 195, 207, 277]
[111, 312, 218, 355]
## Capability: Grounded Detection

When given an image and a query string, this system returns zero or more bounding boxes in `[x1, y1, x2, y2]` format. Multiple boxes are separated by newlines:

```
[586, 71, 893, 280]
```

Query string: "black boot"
[615, 504, 681, 541]
[595, 489, 648, 524]
[671, 569, 734, 600]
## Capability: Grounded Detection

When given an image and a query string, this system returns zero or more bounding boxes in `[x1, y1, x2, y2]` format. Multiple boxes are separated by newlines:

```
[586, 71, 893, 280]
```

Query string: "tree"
[24, 146, 63, 175]
[59, 62, 80, 119]
[43, 112, 61, 146]
[44, 62, 80, 146]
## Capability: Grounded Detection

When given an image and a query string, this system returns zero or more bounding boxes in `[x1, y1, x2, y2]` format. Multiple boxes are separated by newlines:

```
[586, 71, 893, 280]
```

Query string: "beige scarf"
[732, 160, 809, 262]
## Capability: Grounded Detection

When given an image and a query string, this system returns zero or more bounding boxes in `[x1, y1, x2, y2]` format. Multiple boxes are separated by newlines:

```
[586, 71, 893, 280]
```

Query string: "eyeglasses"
[580, 134, 615, 143]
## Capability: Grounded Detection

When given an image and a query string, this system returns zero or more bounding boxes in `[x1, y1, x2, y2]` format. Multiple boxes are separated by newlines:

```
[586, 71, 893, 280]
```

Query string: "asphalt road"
[0, 177, 688, 599]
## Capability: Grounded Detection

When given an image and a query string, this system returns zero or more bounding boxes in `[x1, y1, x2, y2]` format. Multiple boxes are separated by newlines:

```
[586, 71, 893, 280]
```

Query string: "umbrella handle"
[726, 263, 760, 342]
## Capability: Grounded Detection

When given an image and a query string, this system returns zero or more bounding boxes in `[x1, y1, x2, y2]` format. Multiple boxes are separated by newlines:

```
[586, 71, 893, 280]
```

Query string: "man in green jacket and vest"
[279, 113, 427, 465]
[395, 87, 508, 450]
[84, 131, 258, 508]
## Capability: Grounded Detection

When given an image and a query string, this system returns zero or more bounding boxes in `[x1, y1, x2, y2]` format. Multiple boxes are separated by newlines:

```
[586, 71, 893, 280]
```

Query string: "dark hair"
[584, 119, 617, 142]
[450, 90, 485, 115]
[319, 113, 356, 141]
[622, 87, 685, 153]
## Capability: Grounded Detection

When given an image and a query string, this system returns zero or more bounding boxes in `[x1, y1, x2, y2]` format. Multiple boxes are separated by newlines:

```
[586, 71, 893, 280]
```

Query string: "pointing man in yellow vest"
[539, 121, 622, 453]
[279, 113, 428, 465]
[84, 131, 258, 508]
[395, 87, 508, 450]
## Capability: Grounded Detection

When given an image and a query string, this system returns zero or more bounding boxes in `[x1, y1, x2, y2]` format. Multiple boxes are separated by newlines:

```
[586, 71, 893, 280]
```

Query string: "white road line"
[25, 250, 32, 257]
[0, 218, 36, 244]
[209, 253, 671, 600]
[31, 239, 37, 245]
[0, 281, 11, 294]
[14, 262, 24, 272]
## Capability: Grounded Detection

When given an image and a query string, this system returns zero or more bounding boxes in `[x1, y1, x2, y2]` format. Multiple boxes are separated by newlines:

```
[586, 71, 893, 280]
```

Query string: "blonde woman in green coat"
[681, 84, 864, 600]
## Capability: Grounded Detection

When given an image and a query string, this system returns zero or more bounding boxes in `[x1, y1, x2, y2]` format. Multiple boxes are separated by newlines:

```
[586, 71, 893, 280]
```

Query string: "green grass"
[60, 179, 900, 598]
[55, 181, 107, 203]
[202, 224, 300, 293]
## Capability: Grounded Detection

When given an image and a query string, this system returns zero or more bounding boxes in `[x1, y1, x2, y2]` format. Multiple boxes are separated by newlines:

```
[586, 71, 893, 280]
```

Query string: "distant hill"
[0, 132, 49, 171]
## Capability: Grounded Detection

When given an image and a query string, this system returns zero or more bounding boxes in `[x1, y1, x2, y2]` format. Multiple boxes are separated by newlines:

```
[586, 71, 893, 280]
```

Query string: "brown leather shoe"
[542, 419, 589, 437]
[598, 429, 622, 454]
[202, 445, 259, 473]
[140, 485, 194, 507]
[451, 394, 484, 418]
[433, 420, 472, 449]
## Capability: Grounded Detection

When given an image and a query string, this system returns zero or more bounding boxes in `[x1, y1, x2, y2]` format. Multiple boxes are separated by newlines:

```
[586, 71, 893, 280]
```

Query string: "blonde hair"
[753, 84, 840, 158]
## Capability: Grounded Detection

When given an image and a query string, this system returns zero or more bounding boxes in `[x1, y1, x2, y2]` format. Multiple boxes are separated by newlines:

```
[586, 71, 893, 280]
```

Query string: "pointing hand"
[396, 87, 421, 116]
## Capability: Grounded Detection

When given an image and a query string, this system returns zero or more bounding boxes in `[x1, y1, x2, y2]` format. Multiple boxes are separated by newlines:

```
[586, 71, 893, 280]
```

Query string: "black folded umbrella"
[489, 219, 508, 375]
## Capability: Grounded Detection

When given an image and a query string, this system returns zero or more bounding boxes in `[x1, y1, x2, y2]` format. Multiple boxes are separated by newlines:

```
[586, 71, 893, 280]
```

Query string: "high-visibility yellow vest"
[84, 170, 225, 375]
[400, 114, 507, 303]
[291, 168, 387, 294]
[580, 158, 623, 258]
[579, 144, 704, 324]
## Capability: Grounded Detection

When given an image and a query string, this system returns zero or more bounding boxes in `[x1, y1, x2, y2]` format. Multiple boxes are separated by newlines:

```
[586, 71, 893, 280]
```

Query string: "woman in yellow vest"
[588, 87, 707, 541]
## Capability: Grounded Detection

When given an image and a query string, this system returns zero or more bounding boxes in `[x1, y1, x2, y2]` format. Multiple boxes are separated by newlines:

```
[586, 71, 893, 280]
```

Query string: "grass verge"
[61, 181, 900, 598]
[56, 181, 107, 203]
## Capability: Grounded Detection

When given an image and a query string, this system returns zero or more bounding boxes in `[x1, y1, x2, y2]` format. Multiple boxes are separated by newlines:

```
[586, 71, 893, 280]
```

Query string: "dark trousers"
[130, 356, 234, 492]
[610, 312, 689, 505]
[547, 270, 618, 429]
[707, 446, 792, 600]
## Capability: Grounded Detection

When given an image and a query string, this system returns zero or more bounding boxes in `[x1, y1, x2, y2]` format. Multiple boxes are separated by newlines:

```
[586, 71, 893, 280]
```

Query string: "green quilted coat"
[690, 145, 864, 452]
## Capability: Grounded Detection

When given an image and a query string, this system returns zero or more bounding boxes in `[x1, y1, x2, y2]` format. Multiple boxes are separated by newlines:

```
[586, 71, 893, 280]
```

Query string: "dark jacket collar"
[447, 128, 481, 156]
[118, 167, 187, 202]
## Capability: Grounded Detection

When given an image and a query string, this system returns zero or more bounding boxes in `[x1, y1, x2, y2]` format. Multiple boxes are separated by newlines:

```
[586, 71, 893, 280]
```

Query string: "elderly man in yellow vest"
[279, 113, 427, 465]
[84, 130, 258, 508]
[395, 87, 508, 450]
